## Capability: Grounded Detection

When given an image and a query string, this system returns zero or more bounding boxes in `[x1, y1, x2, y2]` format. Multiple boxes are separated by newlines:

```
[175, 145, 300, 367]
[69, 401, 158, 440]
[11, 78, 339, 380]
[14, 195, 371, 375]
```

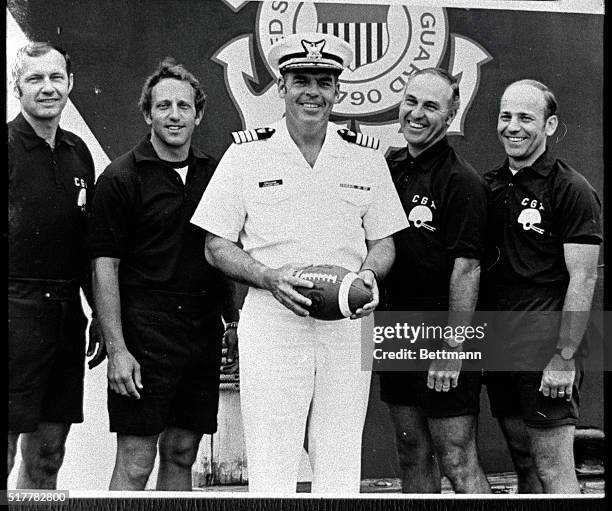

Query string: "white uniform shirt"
[191, 119, 408, 273]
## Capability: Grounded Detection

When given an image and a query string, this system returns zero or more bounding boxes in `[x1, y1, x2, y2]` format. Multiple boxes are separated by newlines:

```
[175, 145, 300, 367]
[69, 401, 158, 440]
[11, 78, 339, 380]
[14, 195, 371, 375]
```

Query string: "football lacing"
[300, 272, 338, 284]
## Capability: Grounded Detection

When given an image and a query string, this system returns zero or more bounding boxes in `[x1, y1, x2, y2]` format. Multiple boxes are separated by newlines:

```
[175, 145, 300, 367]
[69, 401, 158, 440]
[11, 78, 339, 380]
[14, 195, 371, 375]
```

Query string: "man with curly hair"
[90, 58, 237, 490]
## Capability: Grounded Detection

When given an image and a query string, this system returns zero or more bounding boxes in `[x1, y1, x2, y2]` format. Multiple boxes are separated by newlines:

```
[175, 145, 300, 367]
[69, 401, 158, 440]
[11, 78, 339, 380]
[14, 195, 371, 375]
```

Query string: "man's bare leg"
[16, 422, 71, 489]
[157, 427, 203, 490]
[109, 434, 158, 490]
[387, 404, 440, 493]
[498, 417, 544, 493]
[429, 415, 491, 493]
[527, 424, 580, 494]
[8, 432, 19, 477]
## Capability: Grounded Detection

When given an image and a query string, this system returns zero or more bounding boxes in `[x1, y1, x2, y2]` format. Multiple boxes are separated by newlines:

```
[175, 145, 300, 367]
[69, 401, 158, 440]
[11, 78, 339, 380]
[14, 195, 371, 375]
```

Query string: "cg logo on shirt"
[215, 0, 492, 154]
[74, 177, 88, 212]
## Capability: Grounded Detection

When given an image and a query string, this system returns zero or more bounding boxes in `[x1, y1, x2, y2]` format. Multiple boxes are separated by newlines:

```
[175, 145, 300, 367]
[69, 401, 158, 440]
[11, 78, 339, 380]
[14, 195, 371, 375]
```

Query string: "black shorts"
[108, 289, 223, 436]
[483, 282, 567, 370]
[379, 369, 483, 417]
[9, 278, 87, 433]
[486, 370, 582, 428]
[377, 302, 481, 417]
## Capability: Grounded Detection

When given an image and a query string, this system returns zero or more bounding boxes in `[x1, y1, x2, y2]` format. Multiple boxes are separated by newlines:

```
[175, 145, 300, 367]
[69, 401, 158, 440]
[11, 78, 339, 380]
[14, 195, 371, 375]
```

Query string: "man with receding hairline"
[380, 68, 490, 493]
[8, 41, 101, 488]
[484, 79, 601, 493]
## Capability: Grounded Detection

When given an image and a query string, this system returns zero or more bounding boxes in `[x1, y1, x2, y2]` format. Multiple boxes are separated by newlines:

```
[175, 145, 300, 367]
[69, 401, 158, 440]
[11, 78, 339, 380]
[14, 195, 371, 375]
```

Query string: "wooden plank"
[194, 375, 247, 487]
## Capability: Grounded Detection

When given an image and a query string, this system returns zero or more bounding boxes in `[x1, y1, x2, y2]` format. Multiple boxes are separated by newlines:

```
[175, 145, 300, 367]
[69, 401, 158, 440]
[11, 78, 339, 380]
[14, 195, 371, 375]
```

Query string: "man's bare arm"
[558, 243, 600, 349]
[205, 232, 313, 316]
[428, 257, 480, 391]
[448, 257, 481, 328]
[351, 236, 395, 318]
[92, 257, 142, 398]
[361, 236, 396, 282]
[540, 243, 599, 400]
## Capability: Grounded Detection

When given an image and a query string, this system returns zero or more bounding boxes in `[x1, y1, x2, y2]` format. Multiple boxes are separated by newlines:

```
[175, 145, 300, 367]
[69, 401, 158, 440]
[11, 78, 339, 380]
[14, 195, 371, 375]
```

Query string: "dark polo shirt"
[8, 113, 95, 282]
[89, 136, 221, 293]
[385, 137, 488, 308]
[483, 150, 602, 287]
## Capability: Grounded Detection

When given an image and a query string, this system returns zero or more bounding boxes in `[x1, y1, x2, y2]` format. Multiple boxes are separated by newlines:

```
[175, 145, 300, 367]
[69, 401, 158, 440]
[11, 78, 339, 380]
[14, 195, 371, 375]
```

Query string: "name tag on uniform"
[259, 179, 283, 188]
[340, 183, 370, 191]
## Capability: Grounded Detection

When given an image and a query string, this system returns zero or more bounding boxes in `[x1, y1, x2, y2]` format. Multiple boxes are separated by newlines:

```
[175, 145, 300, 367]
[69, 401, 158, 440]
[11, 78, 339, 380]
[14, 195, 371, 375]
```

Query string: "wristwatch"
[225, 321, 239, 331]
[554, 346, 575, 361]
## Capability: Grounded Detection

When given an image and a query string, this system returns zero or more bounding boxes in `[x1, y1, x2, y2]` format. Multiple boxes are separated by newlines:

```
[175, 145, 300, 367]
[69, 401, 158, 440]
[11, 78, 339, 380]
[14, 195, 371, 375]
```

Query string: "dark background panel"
[7, 2, 604, 198]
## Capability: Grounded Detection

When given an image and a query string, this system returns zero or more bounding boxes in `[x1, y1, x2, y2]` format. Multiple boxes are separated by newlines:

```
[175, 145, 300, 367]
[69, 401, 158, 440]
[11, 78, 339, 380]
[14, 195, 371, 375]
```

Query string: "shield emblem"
[315, 3, 390, 71]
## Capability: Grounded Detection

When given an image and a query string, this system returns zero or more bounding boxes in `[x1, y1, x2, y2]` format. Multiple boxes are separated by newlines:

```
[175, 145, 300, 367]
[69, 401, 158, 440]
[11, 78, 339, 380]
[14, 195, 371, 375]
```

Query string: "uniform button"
[44, 292, 51, 299]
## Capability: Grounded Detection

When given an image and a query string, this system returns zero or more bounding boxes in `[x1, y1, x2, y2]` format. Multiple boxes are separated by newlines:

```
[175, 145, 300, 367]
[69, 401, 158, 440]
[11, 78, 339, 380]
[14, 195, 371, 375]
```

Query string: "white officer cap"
[268, 32, 354, 74]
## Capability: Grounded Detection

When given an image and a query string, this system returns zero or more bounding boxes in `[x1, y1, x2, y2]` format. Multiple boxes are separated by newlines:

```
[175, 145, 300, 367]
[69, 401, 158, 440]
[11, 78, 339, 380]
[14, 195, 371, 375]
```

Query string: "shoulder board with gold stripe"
[337, 129, 380, 150]
[231, 127, 275, 145]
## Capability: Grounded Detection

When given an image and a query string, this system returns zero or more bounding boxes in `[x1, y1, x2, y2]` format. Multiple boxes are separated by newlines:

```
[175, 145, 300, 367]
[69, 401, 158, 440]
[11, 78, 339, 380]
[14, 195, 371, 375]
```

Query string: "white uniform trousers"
[237, 289, 372, 494]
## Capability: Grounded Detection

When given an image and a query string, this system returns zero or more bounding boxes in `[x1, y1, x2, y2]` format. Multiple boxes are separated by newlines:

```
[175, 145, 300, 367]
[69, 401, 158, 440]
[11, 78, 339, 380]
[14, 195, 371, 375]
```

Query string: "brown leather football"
[294, 264, 373, 320]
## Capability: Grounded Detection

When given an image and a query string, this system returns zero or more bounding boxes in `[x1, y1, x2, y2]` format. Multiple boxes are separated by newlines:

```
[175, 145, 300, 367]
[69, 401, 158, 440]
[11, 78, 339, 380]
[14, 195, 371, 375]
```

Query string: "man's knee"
[429, 416, 479, 474]
[116, 435, 158, 483]
[531, 444, 575, 481]
[21, 429, 70, 477]
[527, 424, 577, 487]
[160, 443, 198, 469]
[531, 454, 576, 490]
[509, 445, 536, 475]
[23, 441, 66, 477]
[159, 431, 201, 469]
[123, 456, 155, 484]
[388, 405, 433, 463]
[122, 450, 157, 484]
[395, 432, 435, 469]
[436, 442, 473, 476]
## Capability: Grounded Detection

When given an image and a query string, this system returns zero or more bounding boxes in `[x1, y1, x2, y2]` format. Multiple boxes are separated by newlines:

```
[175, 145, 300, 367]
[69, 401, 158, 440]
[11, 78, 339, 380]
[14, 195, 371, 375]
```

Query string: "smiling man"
[8, 42, 100, 489]
[89, 58, 237, 490]
[190, 32, 407, 494]
[379, 68, 490, 493]
[483, 80, 601, 493]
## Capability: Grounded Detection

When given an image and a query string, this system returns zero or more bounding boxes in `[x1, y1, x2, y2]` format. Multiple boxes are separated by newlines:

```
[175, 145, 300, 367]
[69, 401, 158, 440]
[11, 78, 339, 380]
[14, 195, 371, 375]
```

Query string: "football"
[294, 264, 373, 320]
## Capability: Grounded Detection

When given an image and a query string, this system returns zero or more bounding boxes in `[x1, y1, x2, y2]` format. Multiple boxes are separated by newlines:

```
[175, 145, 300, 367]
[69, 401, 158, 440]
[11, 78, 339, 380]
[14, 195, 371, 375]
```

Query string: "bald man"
[483, 80, 601, 493]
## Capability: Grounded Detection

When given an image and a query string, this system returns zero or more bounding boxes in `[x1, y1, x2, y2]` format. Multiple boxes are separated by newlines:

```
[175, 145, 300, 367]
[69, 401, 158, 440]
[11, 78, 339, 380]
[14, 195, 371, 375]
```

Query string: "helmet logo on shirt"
[408, 205, 436, 231]
[517, 208, 544, 234]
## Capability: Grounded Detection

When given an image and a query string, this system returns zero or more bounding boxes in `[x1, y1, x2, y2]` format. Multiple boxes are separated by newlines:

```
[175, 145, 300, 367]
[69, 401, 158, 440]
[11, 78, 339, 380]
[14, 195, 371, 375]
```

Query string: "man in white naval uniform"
[191, 32, 408, 494]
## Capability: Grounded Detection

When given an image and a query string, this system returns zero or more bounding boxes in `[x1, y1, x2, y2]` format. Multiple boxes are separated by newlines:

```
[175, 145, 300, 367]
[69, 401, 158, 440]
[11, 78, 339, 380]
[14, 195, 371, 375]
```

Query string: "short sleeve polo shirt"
[8, 113, 95, 280]
[483, 150, 602, 285]
[89, 136, 221, 293]
[385, 137, 488, 305]
[190, 119, 408, 273]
